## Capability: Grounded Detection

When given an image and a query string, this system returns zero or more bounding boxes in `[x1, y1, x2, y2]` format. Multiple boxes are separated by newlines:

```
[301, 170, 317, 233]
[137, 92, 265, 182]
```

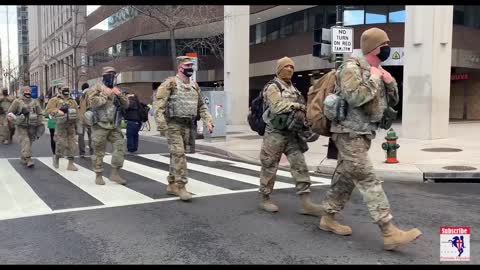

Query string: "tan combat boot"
[67, 159, 78, 171]
[95, 172, 105, 185]
[176, 183, 192, 201]
[259, 194, 279, 213]
[298, 193, 327, 217]
[319, 214, 353, 236]
[53, 155, 60, 169]
[380, 222, 422, 250]
[110, 168, 126, 185]
[26, 158, 34, 168]
[166, 183, 179, 196]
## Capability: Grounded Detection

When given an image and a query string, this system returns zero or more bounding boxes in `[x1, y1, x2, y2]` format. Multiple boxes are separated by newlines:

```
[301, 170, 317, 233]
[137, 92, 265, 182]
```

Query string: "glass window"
[86, 5, 100, 16]
[344, 6, 365, 26]
[292, 11, 305, 34]
[464, 6, 480, 28]
[249, 25, 256, 45]
[255, 22, 266, 44]
[140, 40, 154, 56]
[266, 18, 280, 41]
[280, 15, 294, 38]
[453, 5, 465, 25]
[365, 6, 387, 24]
[325, 6, 337, 28]
[307, 5, 324, 31]
[388, 5, 405, 23]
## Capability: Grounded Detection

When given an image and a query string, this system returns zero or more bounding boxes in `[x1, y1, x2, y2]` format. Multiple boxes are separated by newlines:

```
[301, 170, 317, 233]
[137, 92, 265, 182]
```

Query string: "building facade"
[28, 5, 87, 99]
[0, 40, 3, 88]
[85, 5, 480, 122]
[17, 5, 29, 87]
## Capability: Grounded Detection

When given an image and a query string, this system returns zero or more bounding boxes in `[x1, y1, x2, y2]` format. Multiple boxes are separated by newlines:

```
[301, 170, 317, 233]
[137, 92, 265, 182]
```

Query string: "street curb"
[140, 134, 425, 182]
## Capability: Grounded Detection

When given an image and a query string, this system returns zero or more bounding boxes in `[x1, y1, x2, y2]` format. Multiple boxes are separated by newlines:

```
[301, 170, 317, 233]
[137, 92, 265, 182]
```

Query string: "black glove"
[59, 104, 69, 114]
[300, 130, 320, 143]
[287, 110, 306, 131]
[21, 107, 30, 117]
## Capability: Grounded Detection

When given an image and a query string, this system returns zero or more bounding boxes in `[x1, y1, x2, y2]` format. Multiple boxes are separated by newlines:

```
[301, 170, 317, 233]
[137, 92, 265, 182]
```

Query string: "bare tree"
[130, 5, 224, 70]
[44, 5, 87, 90]
[2, 61, 20, 95]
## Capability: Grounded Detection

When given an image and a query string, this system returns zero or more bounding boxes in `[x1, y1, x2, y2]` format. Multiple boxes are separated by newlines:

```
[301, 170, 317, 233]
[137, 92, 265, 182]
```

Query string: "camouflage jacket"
[262, 77, 304, 130]
[154, 75, 212, 131]
[331, 56, 399, 136]
[0, 95, 15, 115]
[45, 94, 78, 117]
[8, 96, 44, 126]
[86, 83, 129, 130]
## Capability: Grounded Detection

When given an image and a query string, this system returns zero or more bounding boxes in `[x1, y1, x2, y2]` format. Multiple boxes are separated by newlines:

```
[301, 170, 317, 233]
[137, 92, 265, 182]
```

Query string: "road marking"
[37, 157, 154, 206]
[0, 159, 52, 220]
[142, 154, 295, 189]
[189, 153, 331, 184]
[104, 156, 231, 196]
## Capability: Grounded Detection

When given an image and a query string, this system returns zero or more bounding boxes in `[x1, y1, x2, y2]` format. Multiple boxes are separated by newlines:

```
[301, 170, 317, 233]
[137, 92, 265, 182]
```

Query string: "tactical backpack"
[247, 79, 283, 136]
[306, 58, 362, 137]
[139, 102, 150, 123]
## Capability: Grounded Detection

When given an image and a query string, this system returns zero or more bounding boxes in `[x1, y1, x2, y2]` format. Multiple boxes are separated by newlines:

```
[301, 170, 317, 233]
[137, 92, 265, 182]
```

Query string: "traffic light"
[312, 28, 332, 59]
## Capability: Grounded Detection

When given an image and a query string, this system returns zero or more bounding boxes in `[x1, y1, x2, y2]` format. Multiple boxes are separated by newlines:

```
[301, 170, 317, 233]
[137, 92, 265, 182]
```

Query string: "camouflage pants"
[16, 126, 33, 160]
[166, 119, 191, 185]
[259, 129, 311, 195]
[321, 133, 393, 224]
[0, 115, 9, 142]
[55, 122, 77, 159]
[91, 125, 125, 173]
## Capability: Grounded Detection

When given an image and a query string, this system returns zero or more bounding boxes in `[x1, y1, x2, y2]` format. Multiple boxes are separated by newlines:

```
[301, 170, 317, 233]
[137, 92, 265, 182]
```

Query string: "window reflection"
[388, 6, 405, 23]
[366, 6, 387, 24]
[87, 6, 138, 40]
[344, 6, 365, 26]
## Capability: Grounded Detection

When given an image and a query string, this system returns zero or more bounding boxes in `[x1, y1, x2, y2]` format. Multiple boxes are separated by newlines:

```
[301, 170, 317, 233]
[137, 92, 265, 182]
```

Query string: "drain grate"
[443, 165, 477, 171]
[421, 147, 462, 152]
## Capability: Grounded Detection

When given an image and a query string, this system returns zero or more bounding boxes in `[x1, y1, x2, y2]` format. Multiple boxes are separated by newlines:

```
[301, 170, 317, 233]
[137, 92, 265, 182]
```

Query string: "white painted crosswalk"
[0, 153, 331, 221]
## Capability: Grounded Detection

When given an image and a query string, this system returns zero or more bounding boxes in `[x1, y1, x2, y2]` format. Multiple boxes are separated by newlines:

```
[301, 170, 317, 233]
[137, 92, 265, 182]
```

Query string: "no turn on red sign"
[331, 27, 354, 54]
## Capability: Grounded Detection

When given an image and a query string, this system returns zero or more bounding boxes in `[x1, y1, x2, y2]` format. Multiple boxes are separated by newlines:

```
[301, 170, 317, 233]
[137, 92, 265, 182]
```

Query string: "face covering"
[2, 90, 7, 96]
[182, 68, 194, 78]
[377, 46, 391, 62]
[24, 93, 31, 98]
[103, 73, 116, 88]
[278, 67, 294, 82]
[62, 90, 70, 96]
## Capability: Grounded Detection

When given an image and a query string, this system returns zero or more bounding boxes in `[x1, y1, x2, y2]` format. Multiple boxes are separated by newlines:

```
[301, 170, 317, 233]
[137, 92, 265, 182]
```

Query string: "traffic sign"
[31, 85, 38, 99]
[331, 26, 353, 53]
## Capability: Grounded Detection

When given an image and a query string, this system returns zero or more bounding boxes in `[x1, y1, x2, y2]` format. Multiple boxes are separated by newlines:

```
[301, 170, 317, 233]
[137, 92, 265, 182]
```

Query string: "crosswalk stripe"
[141, 154, 295, 189]
[188, 153, 331, 185]
[104, 156, 232, 196]
[0, 159, 52, 219]
[37, 157, 154, 206]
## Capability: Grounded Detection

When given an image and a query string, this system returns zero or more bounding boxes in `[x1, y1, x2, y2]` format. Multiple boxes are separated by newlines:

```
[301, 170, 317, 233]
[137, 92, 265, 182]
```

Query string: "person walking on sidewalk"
[0, 88, 16, 144]
[258, 56, 324, 216]
[154, 56, 214, 201]
[317, 27, 421, 250]
[124, 93, 142, 153]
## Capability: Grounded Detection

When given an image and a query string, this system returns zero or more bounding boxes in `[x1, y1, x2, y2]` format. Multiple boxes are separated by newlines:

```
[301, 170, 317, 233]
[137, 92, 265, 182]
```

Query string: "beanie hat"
[276, 57, 295, 75]
[360, 28, 390, 55]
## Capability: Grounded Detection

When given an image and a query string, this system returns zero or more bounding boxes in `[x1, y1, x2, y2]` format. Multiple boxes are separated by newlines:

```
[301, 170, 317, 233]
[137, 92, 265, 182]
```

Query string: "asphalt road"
[0, 133, 478, 264]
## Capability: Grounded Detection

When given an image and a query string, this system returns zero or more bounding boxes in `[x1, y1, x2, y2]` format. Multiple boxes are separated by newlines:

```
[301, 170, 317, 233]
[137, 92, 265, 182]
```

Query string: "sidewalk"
[140, 115, 480, 182]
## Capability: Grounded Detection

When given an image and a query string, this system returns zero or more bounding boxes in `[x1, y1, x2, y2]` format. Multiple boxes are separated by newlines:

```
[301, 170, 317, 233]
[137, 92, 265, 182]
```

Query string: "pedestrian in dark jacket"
[125, 93, 142, 153]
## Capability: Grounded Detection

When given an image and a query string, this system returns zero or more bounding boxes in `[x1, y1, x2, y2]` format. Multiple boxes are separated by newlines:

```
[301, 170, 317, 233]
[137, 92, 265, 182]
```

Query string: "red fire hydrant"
[381, 128, 400, 163]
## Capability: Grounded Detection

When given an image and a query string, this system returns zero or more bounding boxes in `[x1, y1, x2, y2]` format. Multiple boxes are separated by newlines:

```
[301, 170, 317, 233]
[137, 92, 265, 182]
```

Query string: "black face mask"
[182, 68, 194, 78]
[62, 90, 70, 96]
[24, 93, 31, 98]
[2, 90, 8, 96]
[103, 73, 116, 88]
[377, 46, 391, 62]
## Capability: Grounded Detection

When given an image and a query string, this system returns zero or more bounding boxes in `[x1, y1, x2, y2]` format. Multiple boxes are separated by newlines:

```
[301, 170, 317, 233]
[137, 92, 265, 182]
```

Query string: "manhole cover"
[443, 165, 477, 171]
[421, 148, 462, 152]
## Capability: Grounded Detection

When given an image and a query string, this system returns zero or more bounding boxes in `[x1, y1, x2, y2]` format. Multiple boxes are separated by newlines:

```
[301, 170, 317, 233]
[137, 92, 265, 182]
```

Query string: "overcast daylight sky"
[0, 5, 19, 87]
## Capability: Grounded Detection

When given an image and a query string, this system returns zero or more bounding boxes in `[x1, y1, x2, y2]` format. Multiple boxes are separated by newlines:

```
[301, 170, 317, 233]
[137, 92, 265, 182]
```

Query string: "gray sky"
[0, 5, 19, 87]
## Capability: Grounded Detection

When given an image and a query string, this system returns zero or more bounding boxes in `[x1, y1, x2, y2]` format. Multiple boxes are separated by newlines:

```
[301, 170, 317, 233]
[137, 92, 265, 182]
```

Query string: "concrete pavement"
[140, 116, 480, 183]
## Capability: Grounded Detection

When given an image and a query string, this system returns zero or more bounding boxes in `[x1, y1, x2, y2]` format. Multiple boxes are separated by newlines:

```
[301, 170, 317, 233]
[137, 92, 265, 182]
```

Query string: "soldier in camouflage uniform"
[154, 56, 213, 201]
[258, 56, 324, 216]
[7, 86, 44, 168]
[86, 66, 129, 185]
[0, 88, 16, 144]
[318, 27, 421, 250]
[46, 86, 79, 171]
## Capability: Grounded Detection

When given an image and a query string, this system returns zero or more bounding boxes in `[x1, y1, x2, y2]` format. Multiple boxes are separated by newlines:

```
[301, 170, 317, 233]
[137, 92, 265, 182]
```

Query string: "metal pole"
[327, 5, 343, 160]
